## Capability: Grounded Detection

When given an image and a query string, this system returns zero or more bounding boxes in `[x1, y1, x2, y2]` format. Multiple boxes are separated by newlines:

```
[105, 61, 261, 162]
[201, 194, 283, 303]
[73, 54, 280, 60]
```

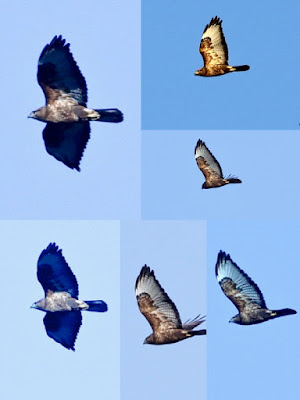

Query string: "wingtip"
[194, 139, 205, 157]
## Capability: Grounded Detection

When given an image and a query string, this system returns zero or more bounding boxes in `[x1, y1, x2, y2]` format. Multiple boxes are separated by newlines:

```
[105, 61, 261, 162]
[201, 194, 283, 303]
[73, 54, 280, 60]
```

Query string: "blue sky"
[142, 130, 300, 220]
[1, 1, 299, 400]
[142, 0, 300, 130]
[207, 220, 299, 400]
[0, 220, 120, 400]
[121, 221, 207, 400]
[0, 0, 140, 219]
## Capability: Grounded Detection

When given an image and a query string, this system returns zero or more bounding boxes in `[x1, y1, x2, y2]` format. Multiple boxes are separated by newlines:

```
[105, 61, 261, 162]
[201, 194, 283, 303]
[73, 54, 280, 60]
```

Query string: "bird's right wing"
[43, 311, 82, 351]
[42, 121, 90, 171]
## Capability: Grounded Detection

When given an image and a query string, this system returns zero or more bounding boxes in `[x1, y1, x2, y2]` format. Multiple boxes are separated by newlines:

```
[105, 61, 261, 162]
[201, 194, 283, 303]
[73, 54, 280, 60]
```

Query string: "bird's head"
[194, 68, 205, 76]
[28, 107, 46, 121]
[143, 334, 154, 345]
[202, 182, 209, 189]
[31, 299, 46, 311]
[229, 315, 240, 324]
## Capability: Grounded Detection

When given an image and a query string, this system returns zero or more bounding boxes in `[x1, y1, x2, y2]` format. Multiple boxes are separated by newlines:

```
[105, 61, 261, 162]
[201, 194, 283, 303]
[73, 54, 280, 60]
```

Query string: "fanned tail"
[84, 300, 108, 312]
[94, 108, 123, 123]
[233, 65, 250, 72]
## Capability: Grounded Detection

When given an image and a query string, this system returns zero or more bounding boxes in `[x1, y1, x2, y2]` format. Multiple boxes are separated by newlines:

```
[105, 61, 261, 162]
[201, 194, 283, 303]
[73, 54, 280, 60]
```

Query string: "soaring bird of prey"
[29, 35, 123, 171]
[135, 265, 206, 344]
[31, 243, 108, 350]
[216, 251, 297, 325]
[195, 139, 241, 189]
[194, 16, 250, 77]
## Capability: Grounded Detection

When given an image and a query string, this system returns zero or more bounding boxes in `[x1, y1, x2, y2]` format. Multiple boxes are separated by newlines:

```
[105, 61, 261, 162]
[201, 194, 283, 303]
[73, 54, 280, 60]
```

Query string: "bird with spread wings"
[31, 243, 108, 350]
[195, 16, 250, 77]
[195, 139, 241, 189]
[216, 251, 297, 325]
[135, 265, 206, 344]
[29, 35, 123, 171]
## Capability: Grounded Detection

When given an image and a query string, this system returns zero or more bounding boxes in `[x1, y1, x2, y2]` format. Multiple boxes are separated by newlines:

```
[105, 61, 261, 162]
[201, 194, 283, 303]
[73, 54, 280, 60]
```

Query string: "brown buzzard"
[31, 243, 108, 350]
[195, 139, 241, 189]
[135, 265, 206, 344]
[29, 35, 123, 171]
[195, 17, 250, 77]
[216, 251, 297, 325]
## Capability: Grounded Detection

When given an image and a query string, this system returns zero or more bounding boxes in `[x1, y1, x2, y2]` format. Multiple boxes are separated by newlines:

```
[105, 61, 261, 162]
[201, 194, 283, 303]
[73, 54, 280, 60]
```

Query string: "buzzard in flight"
[135, 265, 206, 344]
[195, 139, 241, 189]
[31, 243, 108, 350]
[29, 35, 123, 171]
[194, 17, 250, 77]
[216, 251, 297, 325]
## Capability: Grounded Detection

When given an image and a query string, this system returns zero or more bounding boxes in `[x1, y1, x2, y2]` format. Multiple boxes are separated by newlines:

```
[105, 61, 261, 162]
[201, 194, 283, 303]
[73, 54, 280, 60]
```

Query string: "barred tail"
[273, 308, 297, 318]
[94, 108, 123, 123]
[233, 65, 250, 72]
[84, 300, 108, 312]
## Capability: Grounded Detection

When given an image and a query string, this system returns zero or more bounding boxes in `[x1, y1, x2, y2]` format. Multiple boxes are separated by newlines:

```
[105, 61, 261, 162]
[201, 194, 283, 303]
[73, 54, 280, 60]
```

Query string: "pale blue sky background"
[0, 0, 140, 219]
[121, 221, 207, 400]
[207, 220, 299, 400]
[1, 1, 299, 400]
[0, 220, 120, 400]
[142, 130, 300, 220]
[142, 0, 300, 130]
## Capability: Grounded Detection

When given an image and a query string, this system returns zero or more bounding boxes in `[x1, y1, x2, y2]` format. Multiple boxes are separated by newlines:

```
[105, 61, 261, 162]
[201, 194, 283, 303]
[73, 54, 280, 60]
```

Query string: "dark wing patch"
[42, 121, 90, 171]
[38, 35, 87, 105]
[37, 243, 79, 298]
[216, 251, 266, 312]
[200, 16, 228, 67]
[135, 265, 182, 332]
[195, 139, 223, 179]
[43, 311, 82, 351]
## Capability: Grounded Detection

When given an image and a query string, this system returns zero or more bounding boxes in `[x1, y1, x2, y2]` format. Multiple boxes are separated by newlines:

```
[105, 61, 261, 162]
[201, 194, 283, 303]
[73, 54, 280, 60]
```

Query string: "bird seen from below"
[135, 265, 206, 344]
[195, 16, 250, 77]
[216, 251, 297, 325]
[29, 35, 123, 171]
[31, 243, 108, 350]
[195, 139, 242, 189]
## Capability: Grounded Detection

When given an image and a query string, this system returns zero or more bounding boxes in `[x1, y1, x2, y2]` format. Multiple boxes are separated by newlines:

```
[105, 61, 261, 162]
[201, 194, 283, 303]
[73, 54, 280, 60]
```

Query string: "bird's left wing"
[43, 311, 82, 351]
[37, 243, 79, 298]
[200, 17, 228, 67]
[37, 35, 87, 105]
[42, 121, 90, 171]
[136, 266, 182, 333]
[216, 251, 266, 313]
[195, 139, 223, 179]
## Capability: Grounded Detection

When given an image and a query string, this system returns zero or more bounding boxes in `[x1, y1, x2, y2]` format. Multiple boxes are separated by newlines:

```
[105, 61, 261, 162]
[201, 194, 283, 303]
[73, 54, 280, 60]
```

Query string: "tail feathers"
[190, 329, 207, 336]
[227, 178, 242, 184]
[233, 65, 250, 72]
[94, 108, 123, 123]
[273, 308, 297, 318]
[84, 300, 108, 312]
